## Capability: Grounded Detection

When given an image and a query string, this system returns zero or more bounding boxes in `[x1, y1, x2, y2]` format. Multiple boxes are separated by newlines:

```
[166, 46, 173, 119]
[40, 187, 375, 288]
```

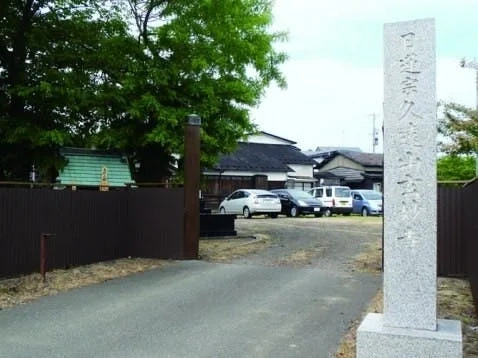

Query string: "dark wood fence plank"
[0, 188, 184, 278]
[464, 180, 478, 313]
[437, 185, 466, 276]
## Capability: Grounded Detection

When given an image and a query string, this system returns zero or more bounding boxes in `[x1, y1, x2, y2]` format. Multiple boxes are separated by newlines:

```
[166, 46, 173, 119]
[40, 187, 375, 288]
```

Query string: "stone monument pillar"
[356, 18, 462, 358]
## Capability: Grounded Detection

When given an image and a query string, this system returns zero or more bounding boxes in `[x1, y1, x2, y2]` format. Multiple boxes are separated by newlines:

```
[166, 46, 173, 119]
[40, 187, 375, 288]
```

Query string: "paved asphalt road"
[0, 218, 381, 358]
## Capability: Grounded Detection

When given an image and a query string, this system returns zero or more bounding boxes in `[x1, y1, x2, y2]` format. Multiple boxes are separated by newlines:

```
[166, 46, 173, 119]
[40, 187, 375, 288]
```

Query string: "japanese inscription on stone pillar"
[383, 18, 437, 331]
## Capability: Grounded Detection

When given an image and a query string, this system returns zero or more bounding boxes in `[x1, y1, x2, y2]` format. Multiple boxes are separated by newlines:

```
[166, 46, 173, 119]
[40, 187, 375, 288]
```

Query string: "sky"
[250, 0, 478, 153]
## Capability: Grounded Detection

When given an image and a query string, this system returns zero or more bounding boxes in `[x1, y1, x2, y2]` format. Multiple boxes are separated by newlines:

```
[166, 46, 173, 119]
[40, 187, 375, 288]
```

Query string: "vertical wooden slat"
[0, 187, 185, 278]
[464, 180, 478, 313]
[437, 185, 466, 277]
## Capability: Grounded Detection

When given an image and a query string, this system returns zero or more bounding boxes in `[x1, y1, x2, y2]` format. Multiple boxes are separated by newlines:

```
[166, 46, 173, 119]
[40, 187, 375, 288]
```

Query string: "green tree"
[437, 155, 475, 181]
[1, 0, 286, 182]
[93, 0, 286, 180]
[0, 0, 135, 180]
[439, 103, 478, 155]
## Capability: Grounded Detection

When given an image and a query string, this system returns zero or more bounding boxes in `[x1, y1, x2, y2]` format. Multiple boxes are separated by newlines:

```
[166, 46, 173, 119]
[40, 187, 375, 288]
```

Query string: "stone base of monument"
[357, 313, 462, 358]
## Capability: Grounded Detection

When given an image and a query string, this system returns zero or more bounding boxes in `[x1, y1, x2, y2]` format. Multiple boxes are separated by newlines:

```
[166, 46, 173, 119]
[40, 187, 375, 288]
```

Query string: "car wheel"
[219, 207, 226, 214]
[361, 207, 369, 217]
[243, 206, 251, 219]
[324, 208, 332, 217]
[269, 213, 278, 218]
[290, 206, 298, 217]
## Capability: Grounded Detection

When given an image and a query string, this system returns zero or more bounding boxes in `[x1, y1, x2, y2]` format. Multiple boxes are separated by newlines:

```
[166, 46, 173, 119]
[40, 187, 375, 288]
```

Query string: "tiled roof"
[215, 142, 315, 172]
[327, 167, 365, 182]
[57, 148, 135, 187]
[339, 150, 383, 167]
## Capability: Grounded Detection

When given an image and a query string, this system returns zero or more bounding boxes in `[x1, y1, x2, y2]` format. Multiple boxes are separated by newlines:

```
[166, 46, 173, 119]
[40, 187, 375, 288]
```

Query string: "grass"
[322, 215, 383, 224]
[271, 246, 327, 267]
[336, 243, 478, 357]
[198, 234, 270, 262]
[0, 258, 168, 310]
[350, 241, 383, 274]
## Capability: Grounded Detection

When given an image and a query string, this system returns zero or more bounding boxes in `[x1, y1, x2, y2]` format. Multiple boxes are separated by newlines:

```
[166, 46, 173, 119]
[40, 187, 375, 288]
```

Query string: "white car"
[218, 189, 282, 218]
[308, 186, 353, 217]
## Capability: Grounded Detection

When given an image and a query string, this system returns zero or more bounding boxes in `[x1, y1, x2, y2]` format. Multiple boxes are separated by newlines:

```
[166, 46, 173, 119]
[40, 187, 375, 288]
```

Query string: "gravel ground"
[232, 215, 383, 271]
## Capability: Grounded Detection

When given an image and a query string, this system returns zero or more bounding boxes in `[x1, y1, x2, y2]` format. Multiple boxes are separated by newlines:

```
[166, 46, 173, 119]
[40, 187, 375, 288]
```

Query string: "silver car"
[218, 189, 282, 218]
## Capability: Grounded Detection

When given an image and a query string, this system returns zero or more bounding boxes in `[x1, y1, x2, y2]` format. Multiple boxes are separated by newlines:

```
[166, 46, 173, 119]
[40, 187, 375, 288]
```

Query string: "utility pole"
[371, 113, 379, 153]
[460, 57, 478, 176]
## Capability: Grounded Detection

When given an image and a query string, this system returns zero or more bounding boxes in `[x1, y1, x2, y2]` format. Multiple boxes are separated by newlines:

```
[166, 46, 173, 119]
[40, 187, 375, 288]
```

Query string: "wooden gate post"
[183, 114, 201, 259]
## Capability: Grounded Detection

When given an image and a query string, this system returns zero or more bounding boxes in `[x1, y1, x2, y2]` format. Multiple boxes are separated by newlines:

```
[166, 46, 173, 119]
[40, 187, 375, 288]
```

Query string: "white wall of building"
[246, 133, 293, 145]
[287, 164, 314, 178]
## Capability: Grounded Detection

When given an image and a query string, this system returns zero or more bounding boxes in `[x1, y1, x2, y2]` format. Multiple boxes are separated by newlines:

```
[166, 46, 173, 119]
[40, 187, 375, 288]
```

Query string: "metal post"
[183, 114, 201, 259]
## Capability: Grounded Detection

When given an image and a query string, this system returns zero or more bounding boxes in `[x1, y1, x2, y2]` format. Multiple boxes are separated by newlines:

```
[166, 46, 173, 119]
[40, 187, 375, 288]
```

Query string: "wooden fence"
[437, 180, 478, 313]
[437, 185, 466, 276]
[0, 188, 184, 278]
[463, 180, 478, 311]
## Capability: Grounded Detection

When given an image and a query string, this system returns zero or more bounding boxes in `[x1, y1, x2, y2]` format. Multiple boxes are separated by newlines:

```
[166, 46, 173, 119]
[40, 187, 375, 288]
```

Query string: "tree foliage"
[0, 0, 286, 181]
[437, 155, 475, 181]
[439, 103, 478, 156]
[0, 0, 134, 180]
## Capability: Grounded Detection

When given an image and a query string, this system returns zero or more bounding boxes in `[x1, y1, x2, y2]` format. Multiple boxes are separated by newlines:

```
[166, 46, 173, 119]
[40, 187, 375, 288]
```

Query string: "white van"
[307, 186, 353, 217]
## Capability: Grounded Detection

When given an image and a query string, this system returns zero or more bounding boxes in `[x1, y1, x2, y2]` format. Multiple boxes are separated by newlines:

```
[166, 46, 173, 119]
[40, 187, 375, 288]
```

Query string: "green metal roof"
[57, 148, 135, 187]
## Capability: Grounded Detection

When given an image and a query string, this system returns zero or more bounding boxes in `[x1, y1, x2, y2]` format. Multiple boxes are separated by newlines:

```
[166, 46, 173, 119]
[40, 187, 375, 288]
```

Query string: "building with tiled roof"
[307, 149, 383, 191]
[203, 132, 317, 197]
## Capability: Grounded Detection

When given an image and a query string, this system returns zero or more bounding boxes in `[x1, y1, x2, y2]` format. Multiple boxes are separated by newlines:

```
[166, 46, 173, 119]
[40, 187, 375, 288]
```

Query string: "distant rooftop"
[304, 146, 363, 157]
[213, 142, 315, 172]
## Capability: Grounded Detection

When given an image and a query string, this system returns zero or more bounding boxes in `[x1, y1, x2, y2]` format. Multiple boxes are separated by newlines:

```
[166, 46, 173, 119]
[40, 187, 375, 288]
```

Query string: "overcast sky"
[250, 0, 478, 153]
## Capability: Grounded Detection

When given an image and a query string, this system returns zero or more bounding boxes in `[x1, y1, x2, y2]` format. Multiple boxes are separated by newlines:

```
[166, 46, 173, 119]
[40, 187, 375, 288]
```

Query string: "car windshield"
[288, 190, 313, 199]
[335, 188, 351, 197]
[362, 191, 382, 200]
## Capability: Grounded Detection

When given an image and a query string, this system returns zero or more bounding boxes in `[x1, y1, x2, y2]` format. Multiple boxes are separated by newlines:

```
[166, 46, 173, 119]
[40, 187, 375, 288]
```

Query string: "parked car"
[270, 189, 324, 217]
[307, 186, 353, 217]
[351, 189, 383, 216]
[218, 189, 281, 218]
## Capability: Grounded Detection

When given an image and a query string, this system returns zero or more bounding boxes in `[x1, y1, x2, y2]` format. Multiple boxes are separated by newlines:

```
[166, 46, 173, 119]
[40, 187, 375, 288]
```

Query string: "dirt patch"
[271, 246, 327, 267]
[0, 258, 168, 310]
[199, 234, 270, 262]
[335, 278, 478, 357]
[350, 241, 382, 274]
[335, 288, 383, 358]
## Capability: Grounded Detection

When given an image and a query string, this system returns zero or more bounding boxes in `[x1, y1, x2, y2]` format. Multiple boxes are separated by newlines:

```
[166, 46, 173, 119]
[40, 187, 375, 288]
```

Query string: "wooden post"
[183, 114, 201, 259]
[40, 233, 55, 282]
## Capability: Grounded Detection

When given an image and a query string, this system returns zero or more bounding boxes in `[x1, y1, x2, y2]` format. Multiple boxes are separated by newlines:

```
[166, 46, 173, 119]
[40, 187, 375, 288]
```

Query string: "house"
[203, 132, 317, 196]
[56, 148, 135, 190]
[308, 149, 383, 191]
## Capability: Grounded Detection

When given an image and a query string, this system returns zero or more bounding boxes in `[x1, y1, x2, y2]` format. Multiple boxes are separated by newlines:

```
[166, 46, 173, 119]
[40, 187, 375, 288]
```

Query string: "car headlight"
[298, 200, 307, 206]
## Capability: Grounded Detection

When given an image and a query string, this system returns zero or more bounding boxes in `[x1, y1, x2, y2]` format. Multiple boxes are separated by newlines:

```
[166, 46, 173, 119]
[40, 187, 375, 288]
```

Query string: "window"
[325, 188, 332, 197]
[229, 191, 243, 200]
[335, 188, 351, 198]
